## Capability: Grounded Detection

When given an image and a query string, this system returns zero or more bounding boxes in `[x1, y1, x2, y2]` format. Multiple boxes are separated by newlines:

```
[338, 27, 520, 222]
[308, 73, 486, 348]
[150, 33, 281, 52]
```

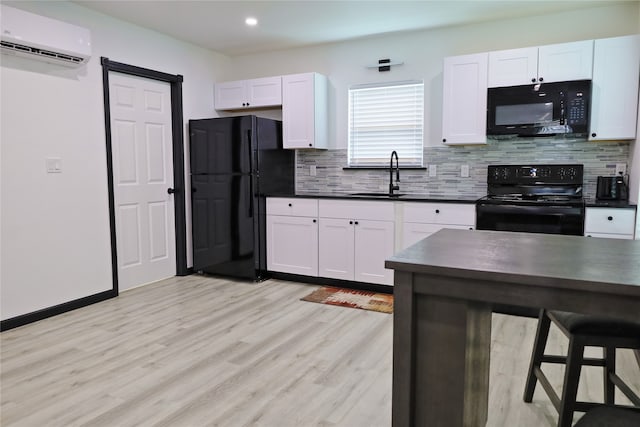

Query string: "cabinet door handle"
[607, 216, 613, 221]
[435, 209, 440, 214]
[355, 221, 359, 225]
[349, 221, 353, 225]
[531, 78, 536, 82]
[591, 132, 597, 138]
[313, 219, 317, 223]
[288, 203, 292, 207]
[538, 77, 544, 82]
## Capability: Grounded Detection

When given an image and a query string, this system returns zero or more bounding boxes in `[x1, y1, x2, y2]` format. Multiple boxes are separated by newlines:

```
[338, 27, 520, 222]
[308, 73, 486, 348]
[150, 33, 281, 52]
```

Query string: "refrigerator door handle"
[247, 130, 254, 218]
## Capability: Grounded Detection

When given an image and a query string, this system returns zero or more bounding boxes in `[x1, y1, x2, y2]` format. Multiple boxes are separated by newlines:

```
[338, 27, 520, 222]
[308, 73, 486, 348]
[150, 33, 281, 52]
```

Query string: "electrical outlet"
[461, 164, 470, 178]
[428, 164, 437, 177]
[615, 163, 627, 176]
[310, 165, 317, 176]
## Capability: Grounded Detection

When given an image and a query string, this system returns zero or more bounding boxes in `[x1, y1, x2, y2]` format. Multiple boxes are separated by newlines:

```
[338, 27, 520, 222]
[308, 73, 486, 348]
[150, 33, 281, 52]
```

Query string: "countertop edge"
[265, 193, 480, 203]
[264, 193, 638, 207]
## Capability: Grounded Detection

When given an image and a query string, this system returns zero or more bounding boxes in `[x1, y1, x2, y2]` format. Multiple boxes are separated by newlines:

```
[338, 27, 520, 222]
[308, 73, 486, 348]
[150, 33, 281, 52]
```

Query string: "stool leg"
[557, 336, 585, 427]
[524, 310, 552, 402]
[604, 345, 616, 404]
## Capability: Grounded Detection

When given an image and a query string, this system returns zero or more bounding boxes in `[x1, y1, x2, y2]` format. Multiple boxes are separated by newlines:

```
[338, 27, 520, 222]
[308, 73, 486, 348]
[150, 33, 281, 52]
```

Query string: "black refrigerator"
[189, 115, 295, 280]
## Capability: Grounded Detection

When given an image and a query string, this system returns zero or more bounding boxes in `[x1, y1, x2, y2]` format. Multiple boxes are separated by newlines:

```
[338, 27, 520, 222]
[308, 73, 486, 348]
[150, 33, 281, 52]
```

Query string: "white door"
[109, 72, 176, 291]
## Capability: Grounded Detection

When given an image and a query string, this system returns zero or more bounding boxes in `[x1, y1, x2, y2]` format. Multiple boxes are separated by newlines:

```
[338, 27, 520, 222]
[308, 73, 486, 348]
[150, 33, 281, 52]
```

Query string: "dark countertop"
[265, 193, 637, 208]
[266, 192, 480, 203]
[585, 198, 637, 208]
[386, 228, 640, 298]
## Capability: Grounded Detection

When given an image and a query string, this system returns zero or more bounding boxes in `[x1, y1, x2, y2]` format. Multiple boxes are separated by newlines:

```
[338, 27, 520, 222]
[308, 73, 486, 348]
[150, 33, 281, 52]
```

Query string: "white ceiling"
[74, 0, 624, 57]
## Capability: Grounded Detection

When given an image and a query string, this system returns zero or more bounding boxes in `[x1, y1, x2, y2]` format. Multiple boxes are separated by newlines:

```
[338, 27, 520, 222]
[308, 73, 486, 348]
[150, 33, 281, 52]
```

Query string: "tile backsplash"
[296, 137, 630, 199]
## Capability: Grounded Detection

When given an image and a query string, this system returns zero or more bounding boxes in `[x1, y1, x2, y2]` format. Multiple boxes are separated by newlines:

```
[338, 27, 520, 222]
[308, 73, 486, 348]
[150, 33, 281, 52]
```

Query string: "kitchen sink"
[350, 192, 405, 198]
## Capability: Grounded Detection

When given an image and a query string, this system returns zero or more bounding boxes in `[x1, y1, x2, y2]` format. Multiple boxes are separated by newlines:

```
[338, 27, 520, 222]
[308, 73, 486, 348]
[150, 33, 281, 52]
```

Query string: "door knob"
[167, 188, 176, 194]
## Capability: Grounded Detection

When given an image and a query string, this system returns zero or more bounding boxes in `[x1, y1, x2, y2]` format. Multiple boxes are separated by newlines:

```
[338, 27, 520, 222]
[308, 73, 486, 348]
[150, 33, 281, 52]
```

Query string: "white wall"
[1, 1, 229, 320]
[229, 3, 639, 150]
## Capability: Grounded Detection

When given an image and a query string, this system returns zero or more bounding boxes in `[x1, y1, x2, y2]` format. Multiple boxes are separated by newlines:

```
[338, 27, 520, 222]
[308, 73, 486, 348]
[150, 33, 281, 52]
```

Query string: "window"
[348, 81, 424, 167]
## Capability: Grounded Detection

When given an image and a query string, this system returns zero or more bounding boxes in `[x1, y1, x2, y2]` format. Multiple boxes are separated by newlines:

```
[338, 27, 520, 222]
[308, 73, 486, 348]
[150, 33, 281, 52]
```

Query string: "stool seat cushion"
[548, 311, 640, 337]
[574, 406, 640, 427]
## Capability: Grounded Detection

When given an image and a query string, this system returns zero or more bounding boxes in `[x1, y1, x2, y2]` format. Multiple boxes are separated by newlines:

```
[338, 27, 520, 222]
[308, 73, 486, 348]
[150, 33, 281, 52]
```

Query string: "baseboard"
[0, 289, 117, 332]
[268, 272, 394, 294]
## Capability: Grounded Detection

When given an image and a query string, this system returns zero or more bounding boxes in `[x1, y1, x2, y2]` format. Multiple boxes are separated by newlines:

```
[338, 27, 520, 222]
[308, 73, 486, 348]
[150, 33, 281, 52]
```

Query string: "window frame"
[347, 80, 425, 168]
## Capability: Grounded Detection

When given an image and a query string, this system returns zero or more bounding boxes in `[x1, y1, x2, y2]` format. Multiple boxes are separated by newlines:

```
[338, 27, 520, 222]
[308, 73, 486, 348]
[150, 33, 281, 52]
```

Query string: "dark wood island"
[386, 229, 640, 427]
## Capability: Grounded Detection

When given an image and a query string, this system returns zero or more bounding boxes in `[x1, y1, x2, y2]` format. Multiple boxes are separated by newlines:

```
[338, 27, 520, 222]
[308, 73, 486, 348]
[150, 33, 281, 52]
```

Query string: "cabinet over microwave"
[487, 80, 591, 137]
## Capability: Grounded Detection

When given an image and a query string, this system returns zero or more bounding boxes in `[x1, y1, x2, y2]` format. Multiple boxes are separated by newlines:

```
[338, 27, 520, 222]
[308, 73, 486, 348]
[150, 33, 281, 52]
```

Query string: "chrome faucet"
[389, 150, 400, 196]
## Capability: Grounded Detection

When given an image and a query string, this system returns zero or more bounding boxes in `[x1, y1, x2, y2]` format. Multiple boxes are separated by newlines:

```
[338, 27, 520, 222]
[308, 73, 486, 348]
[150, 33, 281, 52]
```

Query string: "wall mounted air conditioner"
[0, 5, 91, 67]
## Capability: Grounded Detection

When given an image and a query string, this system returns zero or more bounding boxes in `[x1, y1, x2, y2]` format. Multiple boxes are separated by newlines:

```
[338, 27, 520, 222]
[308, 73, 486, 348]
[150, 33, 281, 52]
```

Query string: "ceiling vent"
[0, 5, 91, 67]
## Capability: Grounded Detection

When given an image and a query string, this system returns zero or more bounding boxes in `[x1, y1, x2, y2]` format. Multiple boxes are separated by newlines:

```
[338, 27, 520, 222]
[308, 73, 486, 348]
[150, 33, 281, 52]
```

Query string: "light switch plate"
[461, 164, 470, 178]
[46, 157, 62, 173]
[428, 164, 437, 177]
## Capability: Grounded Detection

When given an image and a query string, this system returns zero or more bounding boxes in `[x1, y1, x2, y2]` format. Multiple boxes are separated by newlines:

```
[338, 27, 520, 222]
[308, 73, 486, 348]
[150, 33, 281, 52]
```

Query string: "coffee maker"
[596, 175, 628, 201]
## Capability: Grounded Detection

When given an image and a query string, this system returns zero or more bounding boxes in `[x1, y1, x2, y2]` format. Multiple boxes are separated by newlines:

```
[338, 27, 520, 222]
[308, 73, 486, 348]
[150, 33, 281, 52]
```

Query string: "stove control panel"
[488, 164, 583, 185]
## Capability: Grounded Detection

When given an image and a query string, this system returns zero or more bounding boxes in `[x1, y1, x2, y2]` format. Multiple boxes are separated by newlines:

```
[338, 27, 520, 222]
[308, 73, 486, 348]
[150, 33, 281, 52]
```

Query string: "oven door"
[476, 203, 584, 236]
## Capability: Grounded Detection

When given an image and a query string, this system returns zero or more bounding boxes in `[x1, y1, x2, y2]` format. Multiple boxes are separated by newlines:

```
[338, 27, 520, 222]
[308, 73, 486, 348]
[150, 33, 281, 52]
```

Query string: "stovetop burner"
[480, 164, 585, 206]
[477, 194, 585, 207]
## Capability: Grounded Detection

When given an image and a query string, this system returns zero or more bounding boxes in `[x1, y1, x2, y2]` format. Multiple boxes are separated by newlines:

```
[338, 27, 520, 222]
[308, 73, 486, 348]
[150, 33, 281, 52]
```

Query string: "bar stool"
[574, 406, 640, 427]
[523, 309, 640, 427]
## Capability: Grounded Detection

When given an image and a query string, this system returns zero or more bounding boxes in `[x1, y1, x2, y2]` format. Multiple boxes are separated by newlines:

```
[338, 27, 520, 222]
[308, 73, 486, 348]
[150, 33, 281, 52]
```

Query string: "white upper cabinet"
[537, 40, 593, 83]
[488, 40, 593, 87]
[442, 52, 488, 145]
[488, 47, 538, 87]
[282, 72, 328, 149]
[589, 34, 640, 141]
[214, 76, 282, 110]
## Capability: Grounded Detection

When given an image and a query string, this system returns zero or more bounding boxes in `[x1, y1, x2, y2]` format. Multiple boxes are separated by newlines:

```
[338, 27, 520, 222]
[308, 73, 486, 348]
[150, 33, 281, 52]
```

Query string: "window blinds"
[348, 81, 424, 167]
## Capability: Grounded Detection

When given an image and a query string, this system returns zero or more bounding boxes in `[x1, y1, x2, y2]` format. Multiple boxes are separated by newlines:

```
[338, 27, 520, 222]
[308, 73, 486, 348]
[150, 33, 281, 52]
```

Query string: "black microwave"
[487, 80, 591, 137]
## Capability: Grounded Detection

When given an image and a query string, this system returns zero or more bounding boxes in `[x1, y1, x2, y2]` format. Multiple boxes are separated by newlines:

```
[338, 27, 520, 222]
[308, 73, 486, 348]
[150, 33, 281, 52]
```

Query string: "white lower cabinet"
[266, 198, 318, 276]
[584, 207, 636, 240]
[402, 202, 476, 249]
[267, 197, 477, 286]
[318, 200, 395, 286]
[318, 218, 354, 281]
[353, 220, 395, 284]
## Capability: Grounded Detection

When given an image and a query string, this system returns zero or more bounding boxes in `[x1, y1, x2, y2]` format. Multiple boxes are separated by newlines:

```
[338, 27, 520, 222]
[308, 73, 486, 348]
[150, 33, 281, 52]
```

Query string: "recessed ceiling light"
[245, 17, 258, 26]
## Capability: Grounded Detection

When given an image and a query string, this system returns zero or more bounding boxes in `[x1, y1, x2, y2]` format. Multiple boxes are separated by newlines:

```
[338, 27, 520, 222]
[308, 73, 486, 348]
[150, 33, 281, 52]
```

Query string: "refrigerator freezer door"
[189, 116, 252, 175]
[191, 174, 256, 278]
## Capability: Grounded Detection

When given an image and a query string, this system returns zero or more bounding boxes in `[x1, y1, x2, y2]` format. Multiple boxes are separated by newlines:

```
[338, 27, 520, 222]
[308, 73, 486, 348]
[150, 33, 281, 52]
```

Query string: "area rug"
[301, 286, 393, 314]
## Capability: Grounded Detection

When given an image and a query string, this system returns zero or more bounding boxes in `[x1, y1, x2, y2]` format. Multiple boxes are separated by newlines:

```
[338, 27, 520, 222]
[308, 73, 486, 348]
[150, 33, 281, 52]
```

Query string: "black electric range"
[476, 164, 585, 236]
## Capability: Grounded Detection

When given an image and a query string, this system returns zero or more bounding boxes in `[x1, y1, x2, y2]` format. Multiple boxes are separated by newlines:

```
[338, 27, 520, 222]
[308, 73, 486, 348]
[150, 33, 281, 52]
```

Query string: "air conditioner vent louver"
[1, 5, 91, 67]
[1, 41, 84, 64]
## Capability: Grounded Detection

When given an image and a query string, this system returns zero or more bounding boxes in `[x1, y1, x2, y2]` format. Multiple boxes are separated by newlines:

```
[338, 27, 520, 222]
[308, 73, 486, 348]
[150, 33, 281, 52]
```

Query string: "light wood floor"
[1, 275, 638, 426]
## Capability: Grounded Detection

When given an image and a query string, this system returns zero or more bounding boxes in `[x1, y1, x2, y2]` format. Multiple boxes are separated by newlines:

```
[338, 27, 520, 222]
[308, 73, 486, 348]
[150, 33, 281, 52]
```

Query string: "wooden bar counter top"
[385, 229, 640, 427]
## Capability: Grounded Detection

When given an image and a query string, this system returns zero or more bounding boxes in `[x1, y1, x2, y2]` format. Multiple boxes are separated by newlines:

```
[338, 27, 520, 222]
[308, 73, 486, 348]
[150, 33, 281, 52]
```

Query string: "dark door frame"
[101, 57, 189, 294]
